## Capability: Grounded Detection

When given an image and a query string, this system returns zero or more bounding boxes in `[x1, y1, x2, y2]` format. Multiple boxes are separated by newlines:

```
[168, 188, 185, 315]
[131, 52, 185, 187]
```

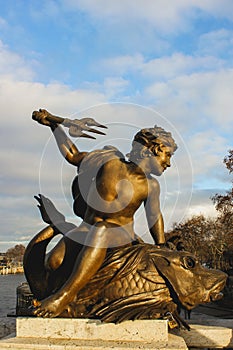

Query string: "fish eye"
[182, 256, 196, 269]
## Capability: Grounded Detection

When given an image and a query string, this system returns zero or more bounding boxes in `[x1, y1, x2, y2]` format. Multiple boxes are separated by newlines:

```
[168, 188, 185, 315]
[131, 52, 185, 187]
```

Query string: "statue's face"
[149, 145, 173, 176]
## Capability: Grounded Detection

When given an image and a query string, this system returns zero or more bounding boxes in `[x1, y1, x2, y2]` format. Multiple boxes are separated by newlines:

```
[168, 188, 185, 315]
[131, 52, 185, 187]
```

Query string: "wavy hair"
[128, 126, 177, 161]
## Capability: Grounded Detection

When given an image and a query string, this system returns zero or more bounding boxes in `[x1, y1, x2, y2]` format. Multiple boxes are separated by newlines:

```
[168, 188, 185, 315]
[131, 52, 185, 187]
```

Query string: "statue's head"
[128, 126, 178, 163]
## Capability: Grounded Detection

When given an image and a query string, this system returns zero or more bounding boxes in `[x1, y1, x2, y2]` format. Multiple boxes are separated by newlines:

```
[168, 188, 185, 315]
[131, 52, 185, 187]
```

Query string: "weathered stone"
[16, 317, 168, 342]
[0, 333, 188, 350]
[0, 317, 188, 349]
[179, 324, 233, 349]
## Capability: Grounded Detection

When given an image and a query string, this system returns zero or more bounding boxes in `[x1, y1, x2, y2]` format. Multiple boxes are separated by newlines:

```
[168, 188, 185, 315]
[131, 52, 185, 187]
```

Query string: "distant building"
[0, 252, 7, 266]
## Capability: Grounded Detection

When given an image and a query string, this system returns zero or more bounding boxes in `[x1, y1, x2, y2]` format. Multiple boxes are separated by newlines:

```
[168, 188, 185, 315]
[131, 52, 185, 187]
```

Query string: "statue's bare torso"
[64, 156, 160, 251]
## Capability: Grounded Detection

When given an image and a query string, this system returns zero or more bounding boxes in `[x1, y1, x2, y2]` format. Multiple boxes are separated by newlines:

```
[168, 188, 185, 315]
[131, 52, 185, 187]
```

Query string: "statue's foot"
[32, 296, 65, 318]
[34, 194, 66, 226]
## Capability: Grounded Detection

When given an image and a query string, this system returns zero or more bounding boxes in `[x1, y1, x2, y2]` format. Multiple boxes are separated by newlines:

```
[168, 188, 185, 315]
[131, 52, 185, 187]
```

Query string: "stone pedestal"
[0, 317, 188, 349]
[1, 316, 233, 349]
[16, 317, 168, 342]
[179, 319, 233, 349]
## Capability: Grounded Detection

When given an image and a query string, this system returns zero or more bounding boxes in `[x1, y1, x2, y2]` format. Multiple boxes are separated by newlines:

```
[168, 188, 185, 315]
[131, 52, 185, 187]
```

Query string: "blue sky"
[0, 0, 233, 251]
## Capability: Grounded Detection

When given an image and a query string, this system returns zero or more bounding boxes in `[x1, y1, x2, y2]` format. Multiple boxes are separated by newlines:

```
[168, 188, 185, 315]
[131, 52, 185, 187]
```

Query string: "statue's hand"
[34, 194, 66, 226]
[32, 109, 54, 127]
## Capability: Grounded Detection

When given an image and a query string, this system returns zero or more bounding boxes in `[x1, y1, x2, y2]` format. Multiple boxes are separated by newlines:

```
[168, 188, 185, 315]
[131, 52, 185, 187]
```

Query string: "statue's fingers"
[32, 111, 37, 120]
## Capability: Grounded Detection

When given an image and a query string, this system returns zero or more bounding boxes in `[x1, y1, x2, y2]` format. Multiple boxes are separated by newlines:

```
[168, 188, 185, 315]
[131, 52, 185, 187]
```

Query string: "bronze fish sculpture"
[23, 218, 227, 329]
[65, 243, 227, 327]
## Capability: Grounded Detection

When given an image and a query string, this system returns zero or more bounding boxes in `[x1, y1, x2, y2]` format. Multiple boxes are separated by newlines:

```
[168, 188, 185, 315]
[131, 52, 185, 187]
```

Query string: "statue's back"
[72, 146, 124, 219]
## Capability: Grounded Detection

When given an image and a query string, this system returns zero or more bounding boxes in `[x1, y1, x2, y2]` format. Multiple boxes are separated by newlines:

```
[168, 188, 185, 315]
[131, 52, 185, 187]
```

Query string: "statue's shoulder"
[147, 176, 160, 194]
[78, 145, 125, 171]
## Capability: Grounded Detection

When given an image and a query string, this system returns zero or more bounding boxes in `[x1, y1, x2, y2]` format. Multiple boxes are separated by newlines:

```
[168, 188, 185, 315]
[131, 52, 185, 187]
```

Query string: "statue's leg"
[33, 221, 129, 317]
[45, 237, 66, 272]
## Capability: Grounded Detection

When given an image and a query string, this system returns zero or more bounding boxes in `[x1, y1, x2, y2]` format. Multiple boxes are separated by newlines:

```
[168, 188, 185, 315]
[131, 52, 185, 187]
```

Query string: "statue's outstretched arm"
[144, 180, 166, 246]
[51, 123, 87, 166]
[32, 109, 107, 166]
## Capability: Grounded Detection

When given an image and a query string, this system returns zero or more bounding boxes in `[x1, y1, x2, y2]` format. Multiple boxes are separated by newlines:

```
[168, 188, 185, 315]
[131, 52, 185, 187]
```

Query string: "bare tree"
[6, 244, 25, 263]
[168, 215, 229, 270]
[212, 150, 233, 266]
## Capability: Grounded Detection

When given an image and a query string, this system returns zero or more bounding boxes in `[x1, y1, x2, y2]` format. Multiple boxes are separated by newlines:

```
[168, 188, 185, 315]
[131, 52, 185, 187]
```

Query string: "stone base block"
[179, 323, 233, 349]
[16, 317, 168, 342]
[0, 317, 188, 349]
[0, 333, 188, 350]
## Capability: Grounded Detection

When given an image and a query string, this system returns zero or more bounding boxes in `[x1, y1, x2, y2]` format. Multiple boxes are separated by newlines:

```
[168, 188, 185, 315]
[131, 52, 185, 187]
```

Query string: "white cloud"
[202, 70, 233, 127]
[0, 78, 107, 125]
[198, 29, 233, 56]
[100, 53, 229, 108]
[103, 77, 129, 98]
[138, 66, 232, 206]
[141, 53, 225, 80]
[0, 42, 109, 252]
[187, 130, 229, 182]
[0, 13, 232, 252]
[101, 54, 144, 76]
[65, 0, 189, 33]
[145, 69, 233, 131]
[183, 188, 222, 220]
[195, 0, 233, 20]
[0, 40, 36, 80]
[64, 0, 233, 32]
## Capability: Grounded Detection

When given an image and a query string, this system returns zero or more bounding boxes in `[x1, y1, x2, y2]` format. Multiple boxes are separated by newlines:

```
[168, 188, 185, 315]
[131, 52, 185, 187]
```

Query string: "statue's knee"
[92, 221, 119, 234]
[92, 221, 108, 237]
[87, 221, 113, 246]
[45, 241, 65, 271]
[93, 221, 119, 229]
[93, 221, 109, 229]
[45, 253, 63, 271]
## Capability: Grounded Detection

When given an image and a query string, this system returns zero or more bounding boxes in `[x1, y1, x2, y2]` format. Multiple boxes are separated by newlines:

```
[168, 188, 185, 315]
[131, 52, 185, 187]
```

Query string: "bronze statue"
[23, 109, 227, 329]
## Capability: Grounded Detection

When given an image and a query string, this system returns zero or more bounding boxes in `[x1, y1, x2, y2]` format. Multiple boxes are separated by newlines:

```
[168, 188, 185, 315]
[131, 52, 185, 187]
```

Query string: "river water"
[0, 274, 26, 318]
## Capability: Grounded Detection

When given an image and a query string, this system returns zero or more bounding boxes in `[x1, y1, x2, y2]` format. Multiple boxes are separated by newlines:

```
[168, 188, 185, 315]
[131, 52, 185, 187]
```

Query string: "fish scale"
[100, 267, 167, 300]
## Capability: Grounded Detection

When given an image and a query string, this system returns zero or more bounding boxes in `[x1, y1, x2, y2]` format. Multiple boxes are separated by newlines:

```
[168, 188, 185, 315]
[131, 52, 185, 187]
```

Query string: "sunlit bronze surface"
[23, 109, 227, 329]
